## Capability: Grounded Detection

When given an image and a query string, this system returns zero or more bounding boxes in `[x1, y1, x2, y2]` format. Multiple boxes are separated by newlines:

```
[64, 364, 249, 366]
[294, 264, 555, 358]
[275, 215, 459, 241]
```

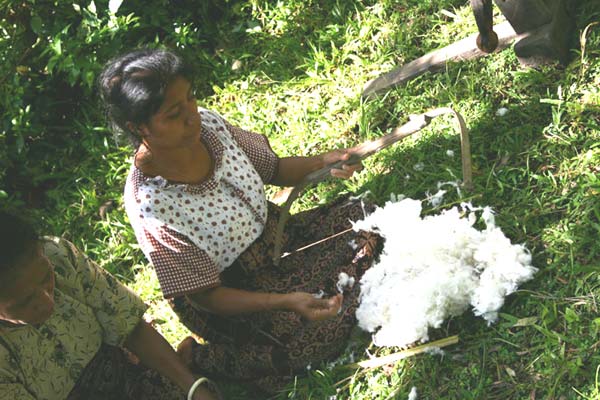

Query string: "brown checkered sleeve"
[225, 122, 279, 183]
[142, 225, 221, 298]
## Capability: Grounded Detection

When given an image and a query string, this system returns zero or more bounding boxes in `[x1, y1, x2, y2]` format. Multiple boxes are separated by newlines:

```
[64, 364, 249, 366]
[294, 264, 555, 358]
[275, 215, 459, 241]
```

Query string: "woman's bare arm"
[272, 149, 363, 187]
[186, 286, 342, 321]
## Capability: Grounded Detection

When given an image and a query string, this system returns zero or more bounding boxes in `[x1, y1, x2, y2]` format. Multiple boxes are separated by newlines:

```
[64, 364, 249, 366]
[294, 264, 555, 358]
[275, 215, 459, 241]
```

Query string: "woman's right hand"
[285, 292, 343, 321]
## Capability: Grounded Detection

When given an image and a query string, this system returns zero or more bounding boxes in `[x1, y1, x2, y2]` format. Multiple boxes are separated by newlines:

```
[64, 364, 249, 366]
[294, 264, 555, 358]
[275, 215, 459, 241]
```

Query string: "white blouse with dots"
[124, 108, 279, 298]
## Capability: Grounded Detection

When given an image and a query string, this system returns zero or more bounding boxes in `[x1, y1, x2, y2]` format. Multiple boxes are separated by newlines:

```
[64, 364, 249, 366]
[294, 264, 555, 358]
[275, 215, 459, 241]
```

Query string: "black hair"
[98, 48, 192, 147]
[0, 210, 39, 277]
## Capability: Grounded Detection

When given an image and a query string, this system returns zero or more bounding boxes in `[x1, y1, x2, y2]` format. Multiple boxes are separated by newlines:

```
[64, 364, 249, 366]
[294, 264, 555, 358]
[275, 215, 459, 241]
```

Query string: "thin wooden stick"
[280, 228, 354, 260]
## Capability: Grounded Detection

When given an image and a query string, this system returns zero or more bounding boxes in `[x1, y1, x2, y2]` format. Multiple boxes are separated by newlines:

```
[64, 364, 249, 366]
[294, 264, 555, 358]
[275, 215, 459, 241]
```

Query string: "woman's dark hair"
[99, 48, 192, 146]
[0, 211, 39, 277]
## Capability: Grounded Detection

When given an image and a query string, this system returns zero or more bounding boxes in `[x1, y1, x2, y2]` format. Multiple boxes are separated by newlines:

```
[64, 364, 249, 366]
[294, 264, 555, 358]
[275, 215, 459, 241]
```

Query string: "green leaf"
[512, 316, 538, 327]
[51, 39, 62, 55]
[47, 55, 58, 72]
[30, 15, 43, 34]
[564, 307, 579, 324]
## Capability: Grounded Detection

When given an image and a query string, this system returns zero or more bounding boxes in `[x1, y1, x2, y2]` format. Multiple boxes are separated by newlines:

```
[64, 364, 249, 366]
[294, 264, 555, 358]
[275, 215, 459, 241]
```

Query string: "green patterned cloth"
[0, 237, 147, 400]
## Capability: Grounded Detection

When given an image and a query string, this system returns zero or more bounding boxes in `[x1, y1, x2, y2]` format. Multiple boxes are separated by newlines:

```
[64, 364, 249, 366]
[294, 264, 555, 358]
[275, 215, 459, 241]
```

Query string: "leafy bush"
[0, 0, 240, 207]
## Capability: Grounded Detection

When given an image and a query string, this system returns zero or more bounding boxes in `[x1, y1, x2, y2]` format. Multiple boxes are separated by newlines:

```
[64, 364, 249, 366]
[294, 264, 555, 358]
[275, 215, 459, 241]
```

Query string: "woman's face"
[0, 243, 56, 326]
[139, 75, 202, 151]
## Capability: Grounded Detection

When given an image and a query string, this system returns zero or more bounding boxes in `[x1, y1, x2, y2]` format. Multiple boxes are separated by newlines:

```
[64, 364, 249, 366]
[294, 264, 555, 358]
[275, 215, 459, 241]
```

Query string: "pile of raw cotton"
[352, 197, 537, 347]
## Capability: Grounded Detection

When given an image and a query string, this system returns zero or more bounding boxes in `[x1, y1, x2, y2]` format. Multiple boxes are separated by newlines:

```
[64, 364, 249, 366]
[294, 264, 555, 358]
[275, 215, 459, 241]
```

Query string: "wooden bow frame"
[272, 107, 473, 265]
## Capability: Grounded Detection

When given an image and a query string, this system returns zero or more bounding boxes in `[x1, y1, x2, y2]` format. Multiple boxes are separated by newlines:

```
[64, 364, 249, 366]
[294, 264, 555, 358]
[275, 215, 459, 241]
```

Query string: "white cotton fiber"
[426, 189, 447, 207]
[408, 387, 418, 400]
[353, 198, 537, 347]
[337, 272, 355, 293]
[496, 107, 509, 117]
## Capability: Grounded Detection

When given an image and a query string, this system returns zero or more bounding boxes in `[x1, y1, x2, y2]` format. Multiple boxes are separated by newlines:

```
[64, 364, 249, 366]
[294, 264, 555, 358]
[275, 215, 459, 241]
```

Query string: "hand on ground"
[177, 337, 220, 400]
[177, 336, 196, 367]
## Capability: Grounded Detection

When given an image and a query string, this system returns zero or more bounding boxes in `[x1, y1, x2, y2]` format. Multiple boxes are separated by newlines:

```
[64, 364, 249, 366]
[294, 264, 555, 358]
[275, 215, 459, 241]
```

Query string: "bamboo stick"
[343, 335, 459, 370]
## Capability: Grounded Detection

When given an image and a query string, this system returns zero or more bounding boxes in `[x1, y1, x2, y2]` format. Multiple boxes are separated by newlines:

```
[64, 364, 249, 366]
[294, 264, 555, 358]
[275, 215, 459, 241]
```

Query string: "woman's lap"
[169, 197, 383, 393]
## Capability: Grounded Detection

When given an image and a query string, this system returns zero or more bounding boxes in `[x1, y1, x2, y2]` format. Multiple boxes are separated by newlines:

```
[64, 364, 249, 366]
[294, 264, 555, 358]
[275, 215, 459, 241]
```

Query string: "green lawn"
[2, 0, 600, 398]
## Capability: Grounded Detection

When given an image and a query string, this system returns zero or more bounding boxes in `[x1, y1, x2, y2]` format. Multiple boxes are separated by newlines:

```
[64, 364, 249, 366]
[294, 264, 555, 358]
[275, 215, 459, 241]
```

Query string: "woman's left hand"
[321, 148, 363, 179]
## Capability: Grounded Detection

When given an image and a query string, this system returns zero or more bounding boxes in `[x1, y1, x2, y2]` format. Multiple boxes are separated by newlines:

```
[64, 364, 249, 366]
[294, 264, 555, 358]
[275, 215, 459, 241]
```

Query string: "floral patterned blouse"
[0, 237, 147, 400]
[124, 108, 279, 298]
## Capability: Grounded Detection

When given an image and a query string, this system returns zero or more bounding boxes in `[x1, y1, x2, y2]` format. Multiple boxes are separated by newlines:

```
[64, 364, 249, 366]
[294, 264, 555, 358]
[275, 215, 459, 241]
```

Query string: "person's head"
[99, 48, 200, 149]
[0, 211, 55, 325]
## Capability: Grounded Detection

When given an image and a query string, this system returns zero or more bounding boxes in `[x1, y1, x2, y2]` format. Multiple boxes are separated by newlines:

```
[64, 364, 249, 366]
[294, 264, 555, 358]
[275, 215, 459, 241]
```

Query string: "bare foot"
[177, 336, 196, 366]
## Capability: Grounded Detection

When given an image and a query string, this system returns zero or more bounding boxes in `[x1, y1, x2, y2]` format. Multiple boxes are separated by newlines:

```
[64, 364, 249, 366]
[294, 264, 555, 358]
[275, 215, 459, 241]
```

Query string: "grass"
[4, 0, 600, 398]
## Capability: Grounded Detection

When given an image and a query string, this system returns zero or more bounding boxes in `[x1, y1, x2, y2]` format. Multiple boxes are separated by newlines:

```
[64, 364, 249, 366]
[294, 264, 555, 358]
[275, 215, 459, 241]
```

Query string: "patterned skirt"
[170, 196, 383, 394]
[67, 344, 184, 400]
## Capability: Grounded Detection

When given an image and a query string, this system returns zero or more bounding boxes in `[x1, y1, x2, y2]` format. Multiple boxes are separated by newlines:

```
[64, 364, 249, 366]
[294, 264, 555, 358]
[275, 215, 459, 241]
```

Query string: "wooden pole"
[362, 21, 521, 98]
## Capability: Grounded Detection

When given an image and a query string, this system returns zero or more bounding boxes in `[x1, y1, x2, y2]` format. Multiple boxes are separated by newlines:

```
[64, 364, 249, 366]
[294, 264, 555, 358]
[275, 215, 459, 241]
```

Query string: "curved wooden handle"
[272, 107, 472, 265]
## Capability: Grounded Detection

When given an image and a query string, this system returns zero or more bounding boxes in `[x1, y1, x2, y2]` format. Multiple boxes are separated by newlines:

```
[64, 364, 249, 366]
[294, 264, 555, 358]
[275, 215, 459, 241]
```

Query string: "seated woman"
[99, 48, 383, 393]
[0, 211, 218, 400]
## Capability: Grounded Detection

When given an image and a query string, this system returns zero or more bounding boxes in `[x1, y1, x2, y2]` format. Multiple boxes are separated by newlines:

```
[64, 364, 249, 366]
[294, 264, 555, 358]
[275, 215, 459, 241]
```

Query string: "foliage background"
[1, 0, 599, 398]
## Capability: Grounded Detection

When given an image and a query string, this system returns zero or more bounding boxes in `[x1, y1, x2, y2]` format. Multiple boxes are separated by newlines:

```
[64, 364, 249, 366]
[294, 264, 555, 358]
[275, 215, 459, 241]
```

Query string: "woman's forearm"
[272, 148, 363, 187]
[271, 155, 324, 187]
[123, 321, 203, 397]
[187, 286, 290, 315]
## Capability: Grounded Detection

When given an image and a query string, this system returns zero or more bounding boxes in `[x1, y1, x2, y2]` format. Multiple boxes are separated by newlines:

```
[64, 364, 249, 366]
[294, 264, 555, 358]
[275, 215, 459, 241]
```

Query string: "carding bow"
[272, 107, 472, 265]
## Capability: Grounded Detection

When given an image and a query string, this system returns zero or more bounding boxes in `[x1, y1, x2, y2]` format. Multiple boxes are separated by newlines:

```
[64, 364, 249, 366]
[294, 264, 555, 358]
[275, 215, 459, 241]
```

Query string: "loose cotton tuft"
[352, 198, 536, 347]
[408, 387, 418, 400]
[496, 107, 509, 117]
[337, 272, 355, 293]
